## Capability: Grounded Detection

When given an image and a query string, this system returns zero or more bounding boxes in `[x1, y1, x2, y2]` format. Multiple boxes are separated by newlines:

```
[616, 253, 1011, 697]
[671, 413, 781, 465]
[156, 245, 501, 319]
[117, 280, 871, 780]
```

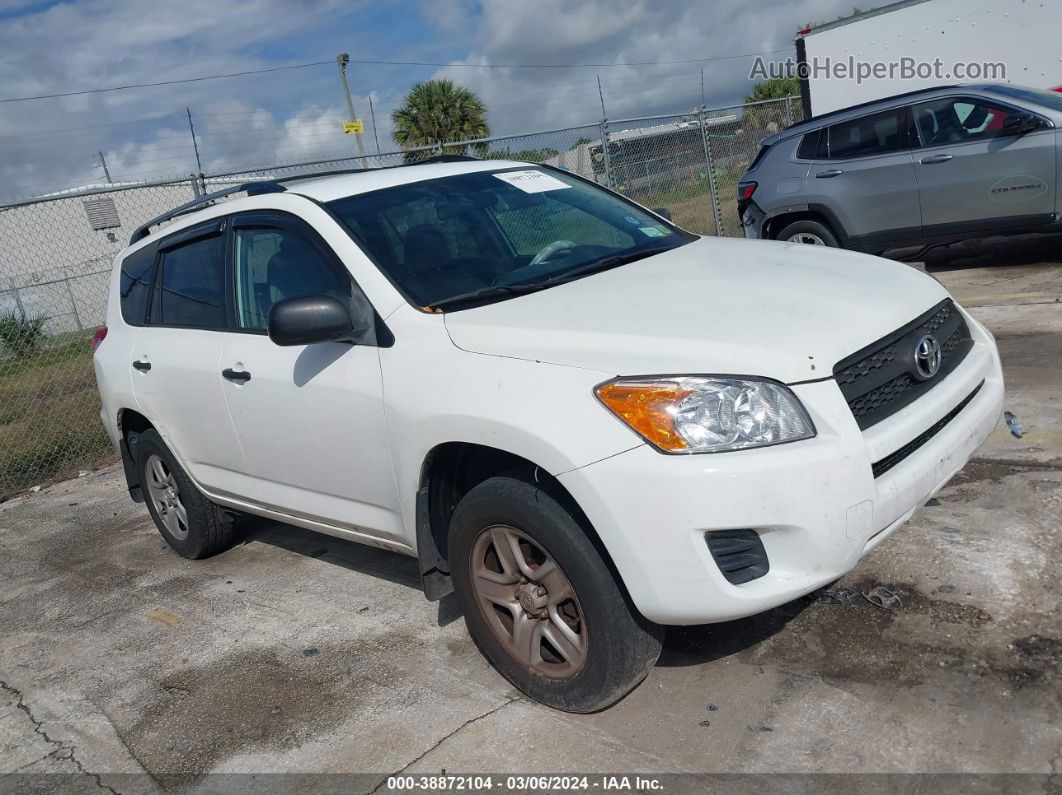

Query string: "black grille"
[834, 300, 973, 430]
[705, 529, 769, 585]
[872, 382, 983, 478]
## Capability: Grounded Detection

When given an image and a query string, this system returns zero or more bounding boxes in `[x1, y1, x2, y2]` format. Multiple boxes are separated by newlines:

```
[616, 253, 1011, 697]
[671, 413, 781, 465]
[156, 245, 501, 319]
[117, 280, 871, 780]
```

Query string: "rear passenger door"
[804, 106, 922, 249]
[911, 95, 1056, 234]
[130, 220, 248, 499]
[218, 211, 404, 543]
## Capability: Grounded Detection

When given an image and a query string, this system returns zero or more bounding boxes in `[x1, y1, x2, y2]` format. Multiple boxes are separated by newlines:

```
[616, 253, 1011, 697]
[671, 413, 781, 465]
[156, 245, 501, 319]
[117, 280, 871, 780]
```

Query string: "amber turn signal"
[595, 380, 692, 451]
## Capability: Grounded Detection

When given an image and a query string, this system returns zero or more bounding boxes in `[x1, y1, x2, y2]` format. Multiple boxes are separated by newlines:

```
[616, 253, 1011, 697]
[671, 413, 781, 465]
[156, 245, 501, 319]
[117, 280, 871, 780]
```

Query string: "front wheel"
[449, 476, 662, 712]
[775, 219, 839, 247]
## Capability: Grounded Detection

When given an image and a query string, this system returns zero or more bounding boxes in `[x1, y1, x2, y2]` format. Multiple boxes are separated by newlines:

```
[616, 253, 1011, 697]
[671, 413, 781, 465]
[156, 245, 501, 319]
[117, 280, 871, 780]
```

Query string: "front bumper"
[557, 308, 1004, 625]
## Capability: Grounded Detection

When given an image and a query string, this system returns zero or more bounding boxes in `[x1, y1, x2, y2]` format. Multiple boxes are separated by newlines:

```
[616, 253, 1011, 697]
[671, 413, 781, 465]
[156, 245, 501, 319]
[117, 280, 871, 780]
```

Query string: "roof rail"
[128, 156, 483, 244]
[129, 181, 286, 244]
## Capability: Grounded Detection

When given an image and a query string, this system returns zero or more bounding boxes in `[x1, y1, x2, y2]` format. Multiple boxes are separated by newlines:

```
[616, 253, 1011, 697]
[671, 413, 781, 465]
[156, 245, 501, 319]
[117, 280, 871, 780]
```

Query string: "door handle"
[222, 368, 252, 383]
[815, 169, 844, 178]
[132, 360, 151, 372]
[920, 154, 954, 164]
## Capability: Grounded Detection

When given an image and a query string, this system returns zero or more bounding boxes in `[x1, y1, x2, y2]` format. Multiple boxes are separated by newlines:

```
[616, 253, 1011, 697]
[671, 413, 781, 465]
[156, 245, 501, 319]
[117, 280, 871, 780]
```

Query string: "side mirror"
[1001, 113, 1040, 135]
[268, 294, 369, 347]
[651, 207, 673, 221]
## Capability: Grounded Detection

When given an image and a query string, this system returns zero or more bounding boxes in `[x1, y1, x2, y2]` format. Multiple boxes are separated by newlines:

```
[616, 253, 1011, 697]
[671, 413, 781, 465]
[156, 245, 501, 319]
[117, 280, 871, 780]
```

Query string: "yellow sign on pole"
[343, 119, 365, 134]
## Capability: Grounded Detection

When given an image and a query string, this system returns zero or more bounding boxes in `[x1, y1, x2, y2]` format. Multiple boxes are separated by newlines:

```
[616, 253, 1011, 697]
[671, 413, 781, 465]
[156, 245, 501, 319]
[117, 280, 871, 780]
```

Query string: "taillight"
[91, 326, 107, 352]
[737, 182, 757, 202]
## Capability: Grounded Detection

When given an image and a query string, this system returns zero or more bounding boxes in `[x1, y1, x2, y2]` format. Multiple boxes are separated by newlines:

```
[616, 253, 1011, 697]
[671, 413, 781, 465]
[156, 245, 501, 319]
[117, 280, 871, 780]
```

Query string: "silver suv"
[738, 84, 1062, 255]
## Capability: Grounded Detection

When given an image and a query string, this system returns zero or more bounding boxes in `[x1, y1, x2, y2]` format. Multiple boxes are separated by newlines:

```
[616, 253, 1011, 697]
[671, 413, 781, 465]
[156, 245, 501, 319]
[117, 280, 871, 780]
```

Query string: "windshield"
[983, 84, 1062, 113]
[326, 166, 695, 309]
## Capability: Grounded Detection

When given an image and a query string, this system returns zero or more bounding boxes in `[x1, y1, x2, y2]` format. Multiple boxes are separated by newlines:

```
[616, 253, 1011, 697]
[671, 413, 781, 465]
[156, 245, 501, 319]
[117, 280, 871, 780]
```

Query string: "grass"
[0, 332, 115, 499]
[631, 169, 744, 237]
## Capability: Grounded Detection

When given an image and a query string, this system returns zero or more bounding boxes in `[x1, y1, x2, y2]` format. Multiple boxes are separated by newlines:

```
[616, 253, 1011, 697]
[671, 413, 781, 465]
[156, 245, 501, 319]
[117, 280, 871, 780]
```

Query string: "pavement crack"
[1, 679, 121, 795]
[367, 698, 517, 793]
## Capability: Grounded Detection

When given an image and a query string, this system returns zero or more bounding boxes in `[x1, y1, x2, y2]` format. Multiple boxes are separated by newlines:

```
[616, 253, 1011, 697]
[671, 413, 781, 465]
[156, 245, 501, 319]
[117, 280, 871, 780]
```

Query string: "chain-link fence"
[0, 95, 801, 498]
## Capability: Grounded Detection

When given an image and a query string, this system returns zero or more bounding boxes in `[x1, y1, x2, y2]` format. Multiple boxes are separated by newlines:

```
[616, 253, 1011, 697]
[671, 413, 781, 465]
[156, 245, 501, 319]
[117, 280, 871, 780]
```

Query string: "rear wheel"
[449, 476, 662, 712]
[132, 429, 236, 559]
[775, 219, 839, 247]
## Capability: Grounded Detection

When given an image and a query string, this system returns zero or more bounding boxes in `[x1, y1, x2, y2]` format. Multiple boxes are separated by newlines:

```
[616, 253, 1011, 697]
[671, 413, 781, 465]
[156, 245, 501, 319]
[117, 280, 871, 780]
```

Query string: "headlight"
[595, 376, 815, 454]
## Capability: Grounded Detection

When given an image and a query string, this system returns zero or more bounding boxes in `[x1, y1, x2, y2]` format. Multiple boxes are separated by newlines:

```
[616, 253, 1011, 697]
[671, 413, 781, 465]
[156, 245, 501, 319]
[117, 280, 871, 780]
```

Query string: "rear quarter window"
[118, 246, 156, 325]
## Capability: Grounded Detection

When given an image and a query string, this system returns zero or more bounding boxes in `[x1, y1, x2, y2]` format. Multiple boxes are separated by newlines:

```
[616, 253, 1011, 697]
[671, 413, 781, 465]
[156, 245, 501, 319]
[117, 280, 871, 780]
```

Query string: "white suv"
[94, 158, 1004, 711]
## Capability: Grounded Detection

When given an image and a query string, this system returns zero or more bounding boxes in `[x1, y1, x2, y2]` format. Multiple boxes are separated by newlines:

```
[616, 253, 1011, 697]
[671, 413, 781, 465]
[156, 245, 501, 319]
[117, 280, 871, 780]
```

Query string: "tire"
[449, 476, 663, 712]
[131, 429, 236, 559]
[775, 219, 839, 247]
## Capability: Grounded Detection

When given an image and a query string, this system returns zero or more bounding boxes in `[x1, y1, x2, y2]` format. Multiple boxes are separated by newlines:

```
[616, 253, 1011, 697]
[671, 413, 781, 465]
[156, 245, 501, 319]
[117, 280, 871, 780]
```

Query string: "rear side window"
[827, 108, 907, 159]
[796, 129, 826, 159]
[153, 234, 226, 328]
[118, 246, 155, 325]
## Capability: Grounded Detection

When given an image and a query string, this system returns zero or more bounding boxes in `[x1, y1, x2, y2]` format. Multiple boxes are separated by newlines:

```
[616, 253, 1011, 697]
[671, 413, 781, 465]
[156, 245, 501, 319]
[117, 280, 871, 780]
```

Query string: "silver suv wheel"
[144, 453, 189, 540]
[788, 232, 826, 245]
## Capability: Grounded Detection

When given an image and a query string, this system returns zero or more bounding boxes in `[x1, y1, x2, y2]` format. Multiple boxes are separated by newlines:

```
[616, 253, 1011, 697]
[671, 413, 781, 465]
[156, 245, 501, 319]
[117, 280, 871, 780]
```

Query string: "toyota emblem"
[913, 334, 942, 380]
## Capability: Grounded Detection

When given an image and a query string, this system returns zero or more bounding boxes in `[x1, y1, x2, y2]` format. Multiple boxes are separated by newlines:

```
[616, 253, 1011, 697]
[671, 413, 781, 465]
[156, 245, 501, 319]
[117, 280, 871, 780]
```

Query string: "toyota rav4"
[93, 158, 1004, 712]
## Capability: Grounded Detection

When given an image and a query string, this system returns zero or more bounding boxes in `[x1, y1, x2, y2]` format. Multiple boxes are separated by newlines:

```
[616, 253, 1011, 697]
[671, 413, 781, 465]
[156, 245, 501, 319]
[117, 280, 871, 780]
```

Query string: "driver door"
[218, 211, 404, 543]
[912, 96, 1056, 233]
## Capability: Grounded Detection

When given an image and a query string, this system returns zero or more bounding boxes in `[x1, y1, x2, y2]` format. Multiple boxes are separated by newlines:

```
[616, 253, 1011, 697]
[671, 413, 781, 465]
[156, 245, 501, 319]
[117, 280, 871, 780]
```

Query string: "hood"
[443, 236, 950, 384]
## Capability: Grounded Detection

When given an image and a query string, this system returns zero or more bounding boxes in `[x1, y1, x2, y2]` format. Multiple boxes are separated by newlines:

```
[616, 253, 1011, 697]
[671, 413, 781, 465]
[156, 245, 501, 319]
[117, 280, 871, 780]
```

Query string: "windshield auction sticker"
[493, 169, 572, 193]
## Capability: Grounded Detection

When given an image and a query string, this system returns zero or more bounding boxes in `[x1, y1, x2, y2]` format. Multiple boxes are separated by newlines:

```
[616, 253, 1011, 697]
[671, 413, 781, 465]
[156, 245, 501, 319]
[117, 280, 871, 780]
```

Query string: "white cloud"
[0, 0, 883, 200]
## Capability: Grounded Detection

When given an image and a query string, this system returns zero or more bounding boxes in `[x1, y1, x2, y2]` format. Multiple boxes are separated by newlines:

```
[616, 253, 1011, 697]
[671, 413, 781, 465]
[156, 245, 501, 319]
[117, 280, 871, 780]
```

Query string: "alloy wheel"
[144, 453, 189, 540]
[788, 232, 826, 245]
[469, 525, 587, 678]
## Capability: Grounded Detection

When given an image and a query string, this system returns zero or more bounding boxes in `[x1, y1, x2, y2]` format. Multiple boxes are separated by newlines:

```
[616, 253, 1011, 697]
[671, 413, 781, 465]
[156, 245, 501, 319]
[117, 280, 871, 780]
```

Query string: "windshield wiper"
[544, 245, 677, 286]
[428, 245, 677, 311]
[428, 283, 549, 311]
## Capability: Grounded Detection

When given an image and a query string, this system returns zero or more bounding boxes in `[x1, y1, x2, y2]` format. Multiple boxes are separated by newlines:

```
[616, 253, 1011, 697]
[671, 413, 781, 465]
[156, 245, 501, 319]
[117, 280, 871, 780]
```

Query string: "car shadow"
[235, 516, 466, 627]
[656, 595, 812, 668]
[238, 516, 421, 589]
[922, 233, 1062, 273]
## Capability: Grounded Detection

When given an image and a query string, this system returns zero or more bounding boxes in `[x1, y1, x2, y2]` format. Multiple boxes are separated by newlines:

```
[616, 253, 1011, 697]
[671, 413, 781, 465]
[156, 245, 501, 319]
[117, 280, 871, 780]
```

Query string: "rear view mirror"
[1001, 113, 1040, 135]
[268, 294, 369, 347]
[651, 207, 673, 221]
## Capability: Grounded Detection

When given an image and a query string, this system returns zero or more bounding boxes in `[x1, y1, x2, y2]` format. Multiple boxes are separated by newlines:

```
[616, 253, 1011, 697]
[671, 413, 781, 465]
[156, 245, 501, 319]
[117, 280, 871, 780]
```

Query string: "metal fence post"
[599, 119, 613, 190]
[8, 278, 26, 322]
[65, 276, 82, 330]
[698, 107, 724, 236]
[784, 94, 794, 127]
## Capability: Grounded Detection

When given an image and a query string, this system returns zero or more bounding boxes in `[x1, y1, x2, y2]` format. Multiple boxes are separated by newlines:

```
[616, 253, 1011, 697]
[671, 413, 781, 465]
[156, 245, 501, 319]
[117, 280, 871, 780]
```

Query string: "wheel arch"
[415, 442, 626, 605]
[117, 408, 154, 502]
[764, 205, 848, 246]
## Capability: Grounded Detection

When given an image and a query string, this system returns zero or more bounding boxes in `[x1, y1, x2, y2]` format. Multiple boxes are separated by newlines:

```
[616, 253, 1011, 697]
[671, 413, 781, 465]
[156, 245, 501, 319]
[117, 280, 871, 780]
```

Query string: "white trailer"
[796, 0, 1062, 117]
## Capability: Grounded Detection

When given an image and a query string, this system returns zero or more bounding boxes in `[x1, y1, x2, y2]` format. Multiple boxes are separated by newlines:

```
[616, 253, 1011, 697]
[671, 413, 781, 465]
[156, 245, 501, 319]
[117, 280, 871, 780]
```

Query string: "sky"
[0, 0, 884, 201]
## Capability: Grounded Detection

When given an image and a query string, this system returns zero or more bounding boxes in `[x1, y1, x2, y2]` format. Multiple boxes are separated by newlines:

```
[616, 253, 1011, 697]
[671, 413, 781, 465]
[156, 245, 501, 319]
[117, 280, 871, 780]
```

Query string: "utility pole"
[186, 107, 203, 172]
[97, 151, 112, 184]
[336, 53, 368, 166]
[596, 74, 608, 119]
[367, 95, 381, 154]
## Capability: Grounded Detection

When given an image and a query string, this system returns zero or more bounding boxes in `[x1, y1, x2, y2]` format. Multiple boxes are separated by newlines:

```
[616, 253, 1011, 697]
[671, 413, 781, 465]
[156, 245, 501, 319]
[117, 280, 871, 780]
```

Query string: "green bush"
[0, 312, 47, 358]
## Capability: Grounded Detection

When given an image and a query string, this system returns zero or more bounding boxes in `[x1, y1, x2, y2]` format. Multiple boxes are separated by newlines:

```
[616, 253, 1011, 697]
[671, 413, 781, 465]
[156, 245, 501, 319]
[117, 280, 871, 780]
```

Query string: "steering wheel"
[529, 239, 577, 267]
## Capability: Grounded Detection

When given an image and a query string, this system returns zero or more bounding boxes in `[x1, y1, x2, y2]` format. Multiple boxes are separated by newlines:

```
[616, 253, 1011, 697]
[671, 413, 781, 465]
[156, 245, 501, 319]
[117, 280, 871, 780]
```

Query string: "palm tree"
[743, 77, 801, 131]
[391, 79, 489, 160]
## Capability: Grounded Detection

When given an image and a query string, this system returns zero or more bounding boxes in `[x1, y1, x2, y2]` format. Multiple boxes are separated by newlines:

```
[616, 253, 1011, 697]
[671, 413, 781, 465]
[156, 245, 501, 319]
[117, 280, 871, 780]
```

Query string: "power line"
[0, 61, 333, 103]
[0, 47, 790, 103]
[342, 48, 791, 69]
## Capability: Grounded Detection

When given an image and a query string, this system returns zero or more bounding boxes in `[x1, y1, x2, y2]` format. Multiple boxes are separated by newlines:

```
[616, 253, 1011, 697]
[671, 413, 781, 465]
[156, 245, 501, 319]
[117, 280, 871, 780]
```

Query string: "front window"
[326, 167, 695, 309]
[912, 97, 1019, 146]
